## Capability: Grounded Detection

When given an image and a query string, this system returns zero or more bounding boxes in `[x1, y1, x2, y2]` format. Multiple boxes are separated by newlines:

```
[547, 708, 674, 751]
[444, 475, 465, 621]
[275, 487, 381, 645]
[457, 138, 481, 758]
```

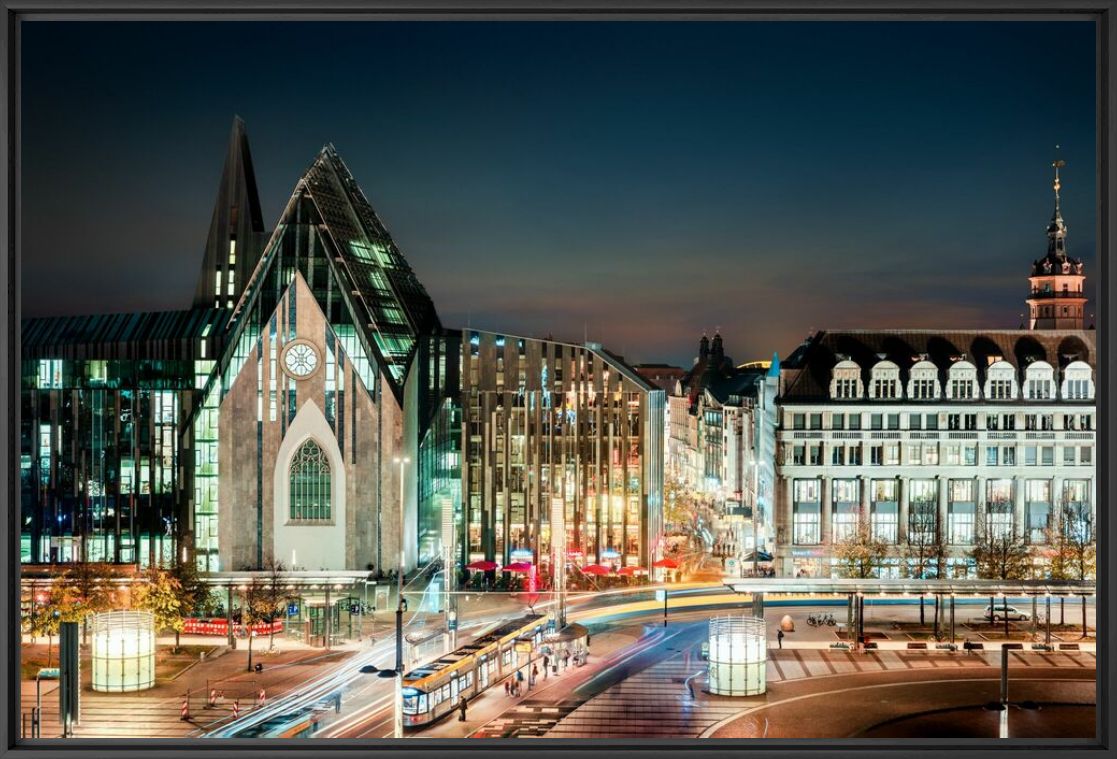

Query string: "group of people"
[499, 648, 579, 700]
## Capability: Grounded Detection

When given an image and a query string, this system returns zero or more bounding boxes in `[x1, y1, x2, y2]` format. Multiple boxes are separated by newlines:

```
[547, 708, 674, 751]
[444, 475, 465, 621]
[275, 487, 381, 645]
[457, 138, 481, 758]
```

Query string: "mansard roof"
[781, 329, 1095, 401]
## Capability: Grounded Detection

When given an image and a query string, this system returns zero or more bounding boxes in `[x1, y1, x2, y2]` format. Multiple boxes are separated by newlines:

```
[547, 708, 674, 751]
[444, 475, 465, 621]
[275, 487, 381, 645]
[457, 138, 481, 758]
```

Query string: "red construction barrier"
[182, 618, 284, 637]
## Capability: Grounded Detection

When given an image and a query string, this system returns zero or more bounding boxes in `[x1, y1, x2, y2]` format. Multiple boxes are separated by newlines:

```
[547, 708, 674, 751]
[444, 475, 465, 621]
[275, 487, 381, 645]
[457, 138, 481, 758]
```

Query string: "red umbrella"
[466, 560, 498, 571]
[618, 566, 647, 576]
[653, 558, 679, 569]
[582, 564, 610, 576]
[503, 562, 533, 573]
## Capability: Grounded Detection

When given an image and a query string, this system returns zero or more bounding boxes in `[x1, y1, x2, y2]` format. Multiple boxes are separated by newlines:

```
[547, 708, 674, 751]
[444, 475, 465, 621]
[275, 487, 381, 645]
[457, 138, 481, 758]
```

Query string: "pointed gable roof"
[221, 144, 440, 403]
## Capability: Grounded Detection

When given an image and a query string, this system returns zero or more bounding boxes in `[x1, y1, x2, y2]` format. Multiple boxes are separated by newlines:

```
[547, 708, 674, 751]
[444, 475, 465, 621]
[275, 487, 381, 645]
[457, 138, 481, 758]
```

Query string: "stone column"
[820, 477, 832, 546]
[938, 476, 949, 545]
[1051, 476, 1064, 543]
[897, 477, 909, 543]
[780, 476, 794, 575]
[974, 476, 985, 540]
[859, 475, 870, 530]
[1013, 475, 1026, 541]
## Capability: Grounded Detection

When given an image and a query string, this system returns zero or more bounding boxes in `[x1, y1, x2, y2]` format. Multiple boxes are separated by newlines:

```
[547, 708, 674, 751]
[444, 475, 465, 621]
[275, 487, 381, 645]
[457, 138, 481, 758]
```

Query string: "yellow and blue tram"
[401, 614, 546, 728]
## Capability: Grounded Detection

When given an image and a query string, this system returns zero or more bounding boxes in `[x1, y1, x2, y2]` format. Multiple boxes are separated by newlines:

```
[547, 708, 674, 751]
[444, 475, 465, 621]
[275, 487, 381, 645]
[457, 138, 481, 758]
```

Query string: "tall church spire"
[192, 116, 267, 310]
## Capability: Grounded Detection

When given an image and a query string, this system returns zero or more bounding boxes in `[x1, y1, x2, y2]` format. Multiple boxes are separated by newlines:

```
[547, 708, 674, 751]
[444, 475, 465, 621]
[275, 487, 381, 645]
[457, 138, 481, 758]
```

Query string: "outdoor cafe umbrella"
[466, 560, 498, 571]
[503, 562, 534, 573]
[581, 564, 611, 576]
[653, 558, 679, 569]
[617, 566, 647, 576]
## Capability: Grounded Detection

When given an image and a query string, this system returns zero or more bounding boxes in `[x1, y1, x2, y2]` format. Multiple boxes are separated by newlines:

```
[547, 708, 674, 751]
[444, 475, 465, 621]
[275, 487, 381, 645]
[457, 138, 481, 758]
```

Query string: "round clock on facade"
[282, 341, 320, 379]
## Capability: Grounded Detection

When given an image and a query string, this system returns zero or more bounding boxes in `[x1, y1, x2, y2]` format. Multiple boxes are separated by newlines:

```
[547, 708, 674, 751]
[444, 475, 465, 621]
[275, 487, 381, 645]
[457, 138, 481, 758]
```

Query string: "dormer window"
[907, 360, 939, 400]
[947, 361, 978, 400]
[830, 360, 863, 400]
[1024, 361, 1055, 400]
[869, 360, 900, 400]
[1061, 361, 1093, 400]
[984, 360, 1018, 401]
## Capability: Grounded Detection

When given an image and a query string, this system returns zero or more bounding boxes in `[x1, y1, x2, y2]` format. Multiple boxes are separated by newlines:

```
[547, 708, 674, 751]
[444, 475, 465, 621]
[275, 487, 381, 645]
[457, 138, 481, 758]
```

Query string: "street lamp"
[393, 453, 411, 737]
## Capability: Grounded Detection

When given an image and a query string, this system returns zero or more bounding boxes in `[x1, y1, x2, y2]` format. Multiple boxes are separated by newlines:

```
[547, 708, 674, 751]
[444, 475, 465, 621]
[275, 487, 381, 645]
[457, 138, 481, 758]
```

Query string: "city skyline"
[21, 21, 1096, 366]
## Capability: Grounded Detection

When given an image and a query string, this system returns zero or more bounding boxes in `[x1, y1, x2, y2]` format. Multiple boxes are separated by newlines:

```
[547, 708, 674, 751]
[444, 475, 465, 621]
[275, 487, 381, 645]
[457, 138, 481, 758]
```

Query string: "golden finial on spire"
[1053, 145, 1065, 195]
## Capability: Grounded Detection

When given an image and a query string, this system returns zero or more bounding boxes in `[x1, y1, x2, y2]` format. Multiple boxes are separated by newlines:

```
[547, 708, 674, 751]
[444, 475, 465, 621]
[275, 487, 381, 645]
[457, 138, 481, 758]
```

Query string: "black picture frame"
[1, 2, 1113, 758]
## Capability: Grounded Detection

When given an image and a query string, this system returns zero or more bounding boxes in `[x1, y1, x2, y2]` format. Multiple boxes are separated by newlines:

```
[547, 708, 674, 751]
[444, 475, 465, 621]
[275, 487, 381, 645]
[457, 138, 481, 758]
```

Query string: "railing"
[1024, 432, 1057, 440]
[946, 432, 979, 439]
[1028, 289, 1085, 298]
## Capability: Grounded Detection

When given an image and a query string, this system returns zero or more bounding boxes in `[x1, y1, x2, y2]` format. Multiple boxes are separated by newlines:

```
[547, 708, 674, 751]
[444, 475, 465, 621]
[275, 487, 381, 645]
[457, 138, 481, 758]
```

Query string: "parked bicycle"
[807, 613, 837, 627]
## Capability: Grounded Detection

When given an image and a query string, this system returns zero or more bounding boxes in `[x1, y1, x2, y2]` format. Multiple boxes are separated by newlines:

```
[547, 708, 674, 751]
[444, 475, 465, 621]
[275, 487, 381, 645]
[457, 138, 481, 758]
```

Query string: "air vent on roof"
[875, 353, 887, 361]
[915, 353, 928, 362]
[950, 353, 968, 363]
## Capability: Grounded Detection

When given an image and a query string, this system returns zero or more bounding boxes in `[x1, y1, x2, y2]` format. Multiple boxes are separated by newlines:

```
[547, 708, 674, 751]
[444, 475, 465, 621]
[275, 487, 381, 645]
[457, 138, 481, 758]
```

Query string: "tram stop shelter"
[724, 578, 1096, 648]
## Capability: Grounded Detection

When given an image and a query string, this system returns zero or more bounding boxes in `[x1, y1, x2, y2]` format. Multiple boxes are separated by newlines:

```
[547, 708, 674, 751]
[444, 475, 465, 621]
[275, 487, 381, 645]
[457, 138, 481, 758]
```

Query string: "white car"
[983, 605, 1030, 621]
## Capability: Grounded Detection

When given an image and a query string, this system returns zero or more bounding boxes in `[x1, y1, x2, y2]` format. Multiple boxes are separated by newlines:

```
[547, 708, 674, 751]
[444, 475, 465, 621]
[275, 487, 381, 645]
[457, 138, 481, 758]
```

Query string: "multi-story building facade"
[774, 328, 1096, 578]
[665, 333, 778, 567]
[452, 332, 664, 573]
[20, 118, 666, 589]
[772, 163, 1095, 579]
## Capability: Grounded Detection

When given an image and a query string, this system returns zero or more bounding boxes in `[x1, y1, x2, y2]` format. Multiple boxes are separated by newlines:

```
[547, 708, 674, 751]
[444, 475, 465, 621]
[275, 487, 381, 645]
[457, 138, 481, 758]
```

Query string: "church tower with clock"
[1026, 152, 1088, 330]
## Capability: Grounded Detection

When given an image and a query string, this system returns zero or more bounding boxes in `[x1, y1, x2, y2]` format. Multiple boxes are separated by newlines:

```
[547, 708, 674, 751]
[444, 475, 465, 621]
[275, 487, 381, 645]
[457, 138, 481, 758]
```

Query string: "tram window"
[403, 694, 420, 715]
[501, 648, 511, 665]
[418, 694, 428, 713]
[463, 672, 473, 688]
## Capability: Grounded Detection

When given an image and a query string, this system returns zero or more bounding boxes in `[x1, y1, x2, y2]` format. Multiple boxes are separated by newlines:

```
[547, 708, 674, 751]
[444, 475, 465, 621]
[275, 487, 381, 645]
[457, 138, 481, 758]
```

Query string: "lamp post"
[392, 455, 410, 740]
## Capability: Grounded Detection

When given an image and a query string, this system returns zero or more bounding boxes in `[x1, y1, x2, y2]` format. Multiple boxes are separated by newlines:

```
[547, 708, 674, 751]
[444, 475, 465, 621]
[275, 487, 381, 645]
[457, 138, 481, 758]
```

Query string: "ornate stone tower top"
[1027, 148, 1086, 330]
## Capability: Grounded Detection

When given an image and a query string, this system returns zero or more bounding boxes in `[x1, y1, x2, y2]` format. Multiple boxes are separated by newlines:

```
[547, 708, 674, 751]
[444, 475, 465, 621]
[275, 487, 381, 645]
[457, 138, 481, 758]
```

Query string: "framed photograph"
[2, 2, 1113, 758]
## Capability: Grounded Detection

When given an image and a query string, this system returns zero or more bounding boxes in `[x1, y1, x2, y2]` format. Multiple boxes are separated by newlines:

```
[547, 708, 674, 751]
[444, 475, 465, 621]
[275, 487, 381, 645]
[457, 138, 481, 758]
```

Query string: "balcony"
[1028, 289, 1086, 299]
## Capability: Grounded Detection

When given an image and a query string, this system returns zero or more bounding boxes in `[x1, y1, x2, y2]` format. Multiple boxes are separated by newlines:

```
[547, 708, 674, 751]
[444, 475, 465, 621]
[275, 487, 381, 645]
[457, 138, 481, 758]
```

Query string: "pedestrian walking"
[458, 697, 468, 722]
[531, 664, 539, 687]
[562, 650, 570, 669]
[777, 629, 784, 649]
[543, 655, 550, 677]
[208, 688, 217, 708]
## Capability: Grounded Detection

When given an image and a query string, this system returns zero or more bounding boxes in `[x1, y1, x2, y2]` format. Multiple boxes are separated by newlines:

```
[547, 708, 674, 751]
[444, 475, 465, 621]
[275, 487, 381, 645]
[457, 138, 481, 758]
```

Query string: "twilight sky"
[21, 21, 1096, 367]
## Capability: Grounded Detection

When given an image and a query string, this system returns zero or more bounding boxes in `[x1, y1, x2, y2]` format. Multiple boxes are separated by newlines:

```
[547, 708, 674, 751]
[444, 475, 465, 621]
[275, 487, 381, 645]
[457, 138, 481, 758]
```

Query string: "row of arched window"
[830, 360, 1094, 402]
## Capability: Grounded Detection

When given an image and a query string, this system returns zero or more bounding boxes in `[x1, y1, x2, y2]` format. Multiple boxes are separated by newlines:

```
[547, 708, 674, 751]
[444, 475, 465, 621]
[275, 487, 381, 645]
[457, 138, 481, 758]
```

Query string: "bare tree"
[969, 526, 1033, 638]
[1047, 501, 1095, 638]
[261, 559, 290, 652]
[903, 503, 946, 625]
[832, 524, 889, 579]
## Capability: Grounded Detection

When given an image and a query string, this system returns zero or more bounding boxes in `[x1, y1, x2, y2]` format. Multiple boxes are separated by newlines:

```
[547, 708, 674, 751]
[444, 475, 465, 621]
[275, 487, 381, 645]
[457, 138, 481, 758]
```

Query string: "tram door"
[479, 655, 490, 689]
[450, 672, 460, 703]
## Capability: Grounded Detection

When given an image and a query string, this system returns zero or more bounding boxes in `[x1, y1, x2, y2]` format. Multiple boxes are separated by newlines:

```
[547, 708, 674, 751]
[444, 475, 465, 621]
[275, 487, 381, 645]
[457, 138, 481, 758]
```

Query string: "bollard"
[232, 699, 240, 719]
[181, 697, 190, 721]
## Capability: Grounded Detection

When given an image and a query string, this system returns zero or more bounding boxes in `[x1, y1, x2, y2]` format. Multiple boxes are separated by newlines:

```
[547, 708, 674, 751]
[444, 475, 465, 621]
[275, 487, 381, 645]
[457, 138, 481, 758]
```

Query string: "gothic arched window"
[290, 439, 331, 522]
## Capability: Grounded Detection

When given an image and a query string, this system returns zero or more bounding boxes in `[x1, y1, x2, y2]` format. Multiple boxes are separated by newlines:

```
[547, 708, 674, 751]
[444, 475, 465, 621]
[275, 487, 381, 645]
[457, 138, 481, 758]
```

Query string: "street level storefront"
[200, 570, 377, 649]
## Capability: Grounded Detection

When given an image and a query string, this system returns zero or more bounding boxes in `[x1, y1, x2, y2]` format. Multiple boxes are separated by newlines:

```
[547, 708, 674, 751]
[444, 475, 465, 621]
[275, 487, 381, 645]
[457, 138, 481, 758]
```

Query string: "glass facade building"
[19, 119, 665, 583]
